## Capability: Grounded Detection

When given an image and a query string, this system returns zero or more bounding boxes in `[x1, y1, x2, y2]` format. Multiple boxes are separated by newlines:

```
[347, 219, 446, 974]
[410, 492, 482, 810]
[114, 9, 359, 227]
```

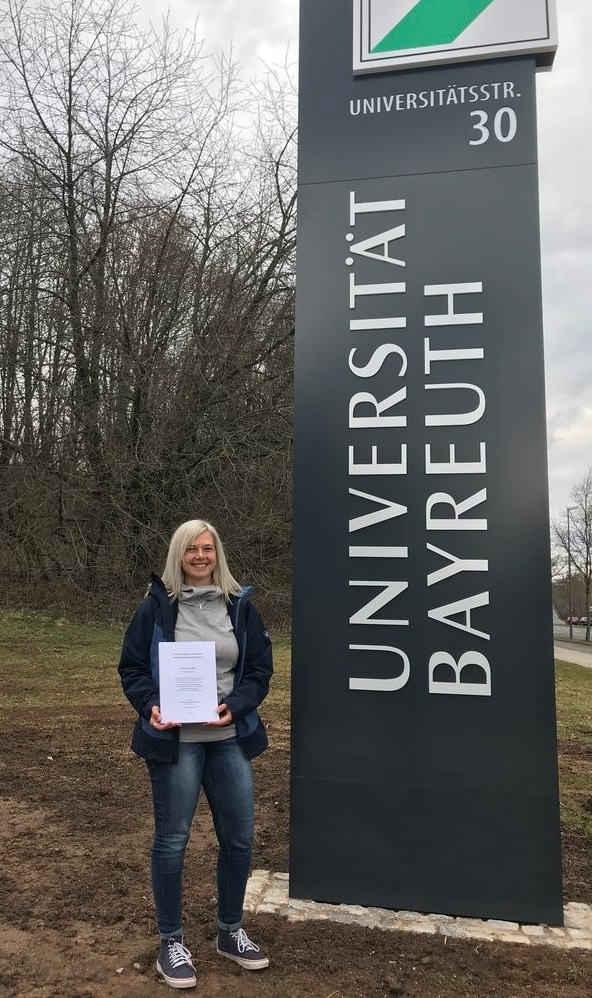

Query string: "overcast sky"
[139, 0, 591, 522]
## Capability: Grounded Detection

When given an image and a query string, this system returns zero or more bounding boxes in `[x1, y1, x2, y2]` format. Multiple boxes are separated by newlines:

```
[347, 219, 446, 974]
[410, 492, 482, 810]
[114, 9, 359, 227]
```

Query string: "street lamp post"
[567, 505, 577, 640]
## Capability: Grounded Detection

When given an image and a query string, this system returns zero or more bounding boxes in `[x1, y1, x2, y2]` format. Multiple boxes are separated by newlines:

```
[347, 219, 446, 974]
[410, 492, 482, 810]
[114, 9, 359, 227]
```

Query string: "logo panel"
[353, 0, 558, 74]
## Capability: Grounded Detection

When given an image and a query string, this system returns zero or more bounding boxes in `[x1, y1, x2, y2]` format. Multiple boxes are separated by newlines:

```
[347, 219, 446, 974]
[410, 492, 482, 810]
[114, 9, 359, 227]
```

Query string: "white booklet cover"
[158, 641, 218, 723]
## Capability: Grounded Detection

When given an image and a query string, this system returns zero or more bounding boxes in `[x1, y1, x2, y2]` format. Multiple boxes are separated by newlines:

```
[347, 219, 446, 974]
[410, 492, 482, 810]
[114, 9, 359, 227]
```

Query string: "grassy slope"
[555, 658, 592, 835]
[1, 610, 589, 835]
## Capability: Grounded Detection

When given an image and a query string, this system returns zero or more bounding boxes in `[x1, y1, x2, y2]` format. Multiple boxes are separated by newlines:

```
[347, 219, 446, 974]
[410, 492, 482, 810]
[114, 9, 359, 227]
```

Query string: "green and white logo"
[353, 0, 557, 74]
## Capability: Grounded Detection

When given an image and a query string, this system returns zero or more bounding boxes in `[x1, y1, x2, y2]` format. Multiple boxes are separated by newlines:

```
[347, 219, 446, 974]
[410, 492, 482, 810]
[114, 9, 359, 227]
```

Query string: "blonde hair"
[162, 520, 242, 601]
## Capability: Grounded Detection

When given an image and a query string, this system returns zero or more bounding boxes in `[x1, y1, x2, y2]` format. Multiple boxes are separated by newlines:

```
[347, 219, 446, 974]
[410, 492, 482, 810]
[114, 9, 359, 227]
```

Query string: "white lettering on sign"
[350, 386, 407, 429]
[426, 490, 488, 531]
[424, 383, 486, 427]
[424, 283, 483, 326]
[350, 580, 409, 626]
[349, 646, 410, 692]
[426, 543, 488, 588]
[346, 193, 491, 698]
[423, 280, 491, 694]
[428, 592, 490, 641]
[349, 81, 520, 116]
[347, 195, 411, 692]
[349, 488, 407, 532]
[428, 652, 492, 696]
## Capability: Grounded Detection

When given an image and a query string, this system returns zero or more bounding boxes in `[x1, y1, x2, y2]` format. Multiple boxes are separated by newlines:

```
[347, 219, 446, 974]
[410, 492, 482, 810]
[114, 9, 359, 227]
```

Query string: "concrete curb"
[244, 870, 592, 950]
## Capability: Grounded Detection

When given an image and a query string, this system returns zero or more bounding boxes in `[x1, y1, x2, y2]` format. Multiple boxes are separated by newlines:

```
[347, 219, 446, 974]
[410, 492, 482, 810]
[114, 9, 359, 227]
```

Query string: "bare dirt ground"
[0, 705, 591, 998]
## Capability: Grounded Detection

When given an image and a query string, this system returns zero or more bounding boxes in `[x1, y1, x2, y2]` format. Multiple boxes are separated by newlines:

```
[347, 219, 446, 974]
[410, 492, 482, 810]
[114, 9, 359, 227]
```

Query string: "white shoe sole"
[216, 946, 270, 970]
[156, 958, 197, 988]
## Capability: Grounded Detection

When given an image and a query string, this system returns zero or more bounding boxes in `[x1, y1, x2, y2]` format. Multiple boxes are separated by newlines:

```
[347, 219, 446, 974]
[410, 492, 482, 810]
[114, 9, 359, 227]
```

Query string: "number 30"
[470, 108, 518, 145]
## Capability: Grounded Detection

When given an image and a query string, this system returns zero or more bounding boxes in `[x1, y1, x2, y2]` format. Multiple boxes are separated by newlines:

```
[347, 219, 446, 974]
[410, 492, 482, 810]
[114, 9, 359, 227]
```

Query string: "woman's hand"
[149, 705, 181, 730]
[206, 702, 233, 726]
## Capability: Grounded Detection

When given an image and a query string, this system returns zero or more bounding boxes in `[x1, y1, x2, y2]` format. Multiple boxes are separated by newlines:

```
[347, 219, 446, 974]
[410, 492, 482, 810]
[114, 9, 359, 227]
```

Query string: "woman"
[119, 519, 273, 990]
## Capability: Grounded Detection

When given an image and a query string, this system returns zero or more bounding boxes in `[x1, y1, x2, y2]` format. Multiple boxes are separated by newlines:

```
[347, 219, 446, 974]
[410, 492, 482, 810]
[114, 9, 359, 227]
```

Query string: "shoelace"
[231, 927, 259, 953]
[167, 940, 194, 969]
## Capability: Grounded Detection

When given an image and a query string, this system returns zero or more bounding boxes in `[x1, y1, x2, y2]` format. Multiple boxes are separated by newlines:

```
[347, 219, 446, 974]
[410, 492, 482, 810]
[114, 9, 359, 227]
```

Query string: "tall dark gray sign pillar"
[290, 0, 562, 924]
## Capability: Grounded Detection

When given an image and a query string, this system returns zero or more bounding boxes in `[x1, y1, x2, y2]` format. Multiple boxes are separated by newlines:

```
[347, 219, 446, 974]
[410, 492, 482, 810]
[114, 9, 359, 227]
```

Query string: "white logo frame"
[353, 0, 558, 75]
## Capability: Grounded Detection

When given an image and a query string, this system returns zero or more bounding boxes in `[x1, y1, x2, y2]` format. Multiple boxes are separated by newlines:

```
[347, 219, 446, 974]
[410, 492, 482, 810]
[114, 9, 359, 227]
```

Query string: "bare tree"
[0, 0, 297, 618]
[553, 469, 592, 642]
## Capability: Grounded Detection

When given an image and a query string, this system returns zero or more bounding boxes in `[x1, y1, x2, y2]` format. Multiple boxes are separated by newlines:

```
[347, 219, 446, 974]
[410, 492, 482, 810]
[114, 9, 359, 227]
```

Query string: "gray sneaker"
[216, 926, 269, 970]
[156, 937, 197, 989]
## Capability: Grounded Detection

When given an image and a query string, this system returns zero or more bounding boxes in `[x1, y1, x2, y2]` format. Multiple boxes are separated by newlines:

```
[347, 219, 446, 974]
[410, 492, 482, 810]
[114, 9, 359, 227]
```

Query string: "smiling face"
[181, 530, 217, 586]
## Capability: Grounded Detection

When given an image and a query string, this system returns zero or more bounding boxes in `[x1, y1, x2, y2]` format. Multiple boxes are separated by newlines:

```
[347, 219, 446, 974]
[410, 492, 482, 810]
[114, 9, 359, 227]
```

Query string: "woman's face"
[181, 531, 217, 586]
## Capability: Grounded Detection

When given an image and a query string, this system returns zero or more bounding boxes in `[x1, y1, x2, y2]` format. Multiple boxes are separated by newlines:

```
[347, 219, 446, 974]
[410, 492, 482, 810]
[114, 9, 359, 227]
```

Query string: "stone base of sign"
[244, 871, 592, 950]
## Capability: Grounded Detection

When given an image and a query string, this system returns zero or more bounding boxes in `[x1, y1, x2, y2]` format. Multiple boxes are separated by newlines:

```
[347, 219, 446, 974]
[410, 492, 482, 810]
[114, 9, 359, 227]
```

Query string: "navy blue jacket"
[118, 574, 273, 762]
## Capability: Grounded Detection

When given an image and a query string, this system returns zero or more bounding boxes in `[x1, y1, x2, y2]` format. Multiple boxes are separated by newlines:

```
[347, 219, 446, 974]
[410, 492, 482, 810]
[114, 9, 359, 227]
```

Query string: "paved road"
[554, 640, 592, 669]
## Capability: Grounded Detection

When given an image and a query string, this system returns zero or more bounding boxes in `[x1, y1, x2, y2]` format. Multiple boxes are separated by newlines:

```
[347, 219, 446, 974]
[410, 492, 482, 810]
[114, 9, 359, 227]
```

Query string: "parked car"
[566, 616, 580, 625]
[579, 616, 588, 626]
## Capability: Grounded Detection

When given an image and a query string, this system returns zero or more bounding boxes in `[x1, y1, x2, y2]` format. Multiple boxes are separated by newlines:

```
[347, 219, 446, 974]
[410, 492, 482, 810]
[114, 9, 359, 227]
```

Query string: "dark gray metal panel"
[299, 2, 538, 184]
[291, 0, 562, 923]
[290, 779, 563, 925]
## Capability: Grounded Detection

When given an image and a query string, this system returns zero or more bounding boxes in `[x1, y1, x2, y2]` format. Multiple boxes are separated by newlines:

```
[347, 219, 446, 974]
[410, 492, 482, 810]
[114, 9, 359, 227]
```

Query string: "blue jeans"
[147, 738, 254, 938]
